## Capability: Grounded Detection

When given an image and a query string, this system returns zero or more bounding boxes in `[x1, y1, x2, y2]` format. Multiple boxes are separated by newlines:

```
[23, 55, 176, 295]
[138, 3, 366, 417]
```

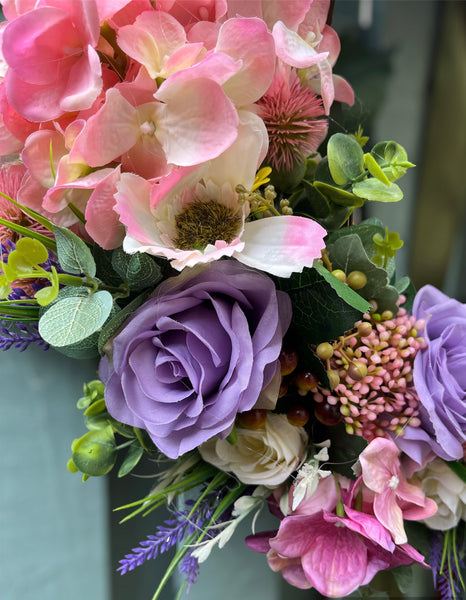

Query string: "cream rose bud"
[418, 458, 466, 530]
[199, 413, 308, 487]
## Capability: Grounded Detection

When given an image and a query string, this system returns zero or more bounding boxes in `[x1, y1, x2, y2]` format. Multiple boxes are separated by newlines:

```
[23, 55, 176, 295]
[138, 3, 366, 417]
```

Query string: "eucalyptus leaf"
[53, 224, 96, 276]
[313, 181, 365, 208]
[353, 178, 403, 202]
[327, 133, 364, 185]
[38, 290, 113, 347]
[111, 247, 162, 291]
[276, 264, 370, 344]
[118, 442, 144, 477]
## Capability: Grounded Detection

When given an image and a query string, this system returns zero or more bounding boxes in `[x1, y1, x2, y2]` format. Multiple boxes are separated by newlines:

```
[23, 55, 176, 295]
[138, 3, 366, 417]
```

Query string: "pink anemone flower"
[113, 114, 326, 277]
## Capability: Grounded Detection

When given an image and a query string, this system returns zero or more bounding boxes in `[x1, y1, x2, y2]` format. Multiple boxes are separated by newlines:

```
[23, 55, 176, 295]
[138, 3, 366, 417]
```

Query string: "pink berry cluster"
[312, 297, 427, 441]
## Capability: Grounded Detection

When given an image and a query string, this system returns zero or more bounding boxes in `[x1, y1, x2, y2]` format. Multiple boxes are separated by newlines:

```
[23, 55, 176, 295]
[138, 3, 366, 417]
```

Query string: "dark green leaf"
[447, 460, 466, 484]
[276, 264, 370, 345]
[118, 442, 144, 477]
[326, 234, 400, 314]
[111, 247, 162, 291]
[314, 181, 365, 208]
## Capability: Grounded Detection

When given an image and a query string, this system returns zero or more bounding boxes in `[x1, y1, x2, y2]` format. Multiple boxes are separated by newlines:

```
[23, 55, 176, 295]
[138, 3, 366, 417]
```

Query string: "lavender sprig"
[117, 498, 216, 579]
[0, 320, 49, 351]
[431, 525, 466, 600]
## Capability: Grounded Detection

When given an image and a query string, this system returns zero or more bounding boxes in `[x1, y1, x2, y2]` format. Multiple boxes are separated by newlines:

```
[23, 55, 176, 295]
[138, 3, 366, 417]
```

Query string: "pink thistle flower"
[257, 69, 327, 172]
[0, 162, 50, 244]
[312, 297, 427, 442]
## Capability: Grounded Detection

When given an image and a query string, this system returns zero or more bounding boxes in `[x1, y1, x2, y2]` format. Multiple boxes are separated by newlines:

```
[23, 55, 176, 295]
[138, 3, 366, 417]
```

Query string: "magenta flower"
[246, 475, 428, 598]
[397, 285, 466, 465]
[99, 260, 291, 459]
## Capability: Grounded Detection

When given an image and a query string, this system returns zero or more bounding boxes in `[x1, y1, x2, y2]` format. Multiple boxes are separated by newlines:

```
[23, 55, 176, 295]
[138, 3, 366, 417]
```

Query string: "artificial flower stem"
[333, 473, 346, 518]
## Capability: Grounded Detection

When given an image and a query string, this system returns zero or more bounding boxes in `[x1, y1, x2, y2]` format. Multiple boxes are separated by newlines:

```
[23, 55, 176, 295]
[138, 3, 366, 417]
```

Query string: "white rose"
[418, 458, 466, 530]
[199, 413, 308, 487]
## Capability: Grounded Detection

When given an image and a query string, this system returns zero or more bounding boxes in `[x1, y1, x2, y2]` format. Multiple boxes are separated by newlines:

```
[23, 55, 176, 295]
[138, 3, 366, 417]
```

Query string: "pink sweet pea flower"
[156, 0, 228, 27]
[117, 10, 206, 80]
[359, 437, 438, 544]
[2, 0, 103, 122]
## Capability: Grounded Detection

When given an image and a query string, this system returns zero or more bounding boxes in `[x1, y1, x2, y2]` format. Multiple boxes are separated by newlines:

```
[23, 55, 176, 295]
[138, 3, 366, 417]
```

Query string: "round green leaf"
[352, 179, 403, 202]
[327, 133, 364, 185]
[38, 290, 113, 347]
[15, 237, 49, 266]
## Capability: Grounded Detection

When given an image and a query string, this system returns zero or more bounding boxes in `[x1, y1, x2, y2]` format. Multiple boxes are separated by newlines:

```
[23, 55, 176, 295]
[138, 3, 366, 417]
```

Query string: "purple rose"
[99, 260, 291, 458]
[397, 285, 466, 465]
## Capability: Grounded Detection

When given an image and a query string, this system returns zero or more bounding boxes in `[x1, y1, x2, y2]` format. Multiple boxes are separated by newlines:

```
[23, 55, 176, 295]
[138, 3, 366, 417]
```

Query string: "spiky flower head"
[257, 69, 328, 172]
[312, 297, 427, 441]
[0, 162, 49, 244]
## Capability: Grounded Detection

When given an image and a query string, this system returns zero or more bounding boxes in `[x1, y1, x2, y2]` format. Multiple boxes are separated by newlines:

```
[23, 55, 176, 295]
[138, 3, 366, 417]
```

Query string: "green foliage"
[276, 263, 371, 345]
[327, 133, 365, 185]
[372, 228, 404, 269]
[111, 247, 163, 291]
[326, 233, 400, 315]
[53, 224, 96, 276]
[68, 379, 156, 480]
[290, 134, 413, 232]
[38, 290, 113, 346]
[70, 427, 117, 477]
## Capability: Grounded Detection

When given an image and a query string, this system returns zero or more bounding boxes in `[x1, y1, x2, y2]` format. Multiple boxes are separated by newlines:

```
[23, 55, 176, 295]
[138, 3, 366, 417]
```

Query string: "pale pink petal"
[0, 83, 37, 143]
[373, 488, 407, 545]
[1, 0, 37, 20]
[272, 21, 329, 69]
[60, 46, 103, 114]
[114, 173, 160, 246]
[162, 43, 206, 78]
[318, 25, 341, 66]
[155, 76, 238, 165]
[150, 164, 207, 210]
[0, 114, 22, 154]
[71, 88, 139, 166]
[2, 7, 78, 85]
[157, 0, 227, 26]
[299, 0, 331, 36]
[262, 0, 312, 31]
[85, 167, 125, 249]
[117, 11, 187, 79]
[238, 216, 326, 278]
[170, 238, 244, 270]
[333, 74, 355, 106]
[21, 129, 67, 188]
[216, 17, 275, 106]
[187, 21, 222, 50]
[280, 563, 312, 590]
[93, 0, 133, 22]
[121, 135, 169, 180]
[226, 0, 263, 19]
[43, 168, 114, 214]
[166, 50, 242, 86]
[359, 437, 399, 494]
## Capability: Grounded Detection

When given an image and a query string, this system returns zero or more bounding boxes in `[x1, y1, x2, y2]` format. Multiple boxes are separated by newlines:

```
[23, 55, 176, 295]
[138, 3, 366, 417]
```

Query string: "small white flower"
[199, 413, 308, 487]
[291, 448, 332, 511]
[418, 458, 466, 531]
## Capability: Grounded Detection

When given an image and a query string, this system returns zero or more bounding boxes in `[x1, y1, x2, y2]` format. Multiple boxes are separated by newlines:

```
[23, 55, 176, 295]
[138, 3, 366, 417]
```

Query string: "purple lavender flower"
[0, 320, 49, 351]
[395, 285, 466, 465]
[99, 260, 291, 458]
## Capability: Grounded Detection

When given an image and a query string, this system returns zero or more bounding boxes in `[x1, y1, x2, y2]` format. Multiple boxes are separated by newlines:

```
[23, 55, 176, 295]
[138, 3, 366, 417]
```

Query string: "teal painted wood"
[0, 347, 109, 600]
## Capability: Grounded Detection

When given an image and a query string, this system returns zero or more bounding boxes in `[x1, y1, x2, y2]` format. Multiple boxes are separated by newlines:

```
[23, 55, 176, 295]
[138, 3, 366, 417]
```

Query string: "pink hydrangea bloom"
[2, 0, 104, 122]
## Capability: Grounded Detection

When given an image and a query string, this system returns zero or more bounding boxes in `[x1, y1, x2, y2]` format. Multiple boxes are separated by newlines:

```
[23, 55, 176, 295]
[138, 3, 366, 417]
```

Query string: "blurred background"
[1, 1, 465, 599]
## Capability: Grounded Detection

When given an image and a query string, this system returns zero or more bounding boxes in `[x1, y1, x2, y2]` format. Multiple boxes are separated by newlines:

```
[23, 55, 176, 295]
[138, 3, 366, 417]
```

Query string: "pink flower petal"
[238, 215, 326, 277]
[272, 21, 329, 70]
[85, 167, 124, 250]
[155, 75, 238, 165]
[215, 17, 276, 106]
